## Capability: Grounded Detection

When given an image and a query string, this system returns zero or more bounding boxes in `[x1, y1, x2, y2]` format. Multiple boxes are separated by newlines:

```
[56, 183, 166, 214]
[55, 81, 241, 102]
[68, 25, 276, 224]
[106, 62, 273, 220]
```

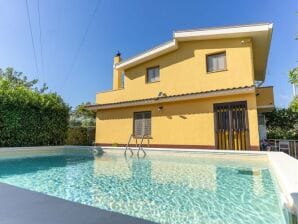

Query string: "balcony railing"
[267, 139, 298, 159]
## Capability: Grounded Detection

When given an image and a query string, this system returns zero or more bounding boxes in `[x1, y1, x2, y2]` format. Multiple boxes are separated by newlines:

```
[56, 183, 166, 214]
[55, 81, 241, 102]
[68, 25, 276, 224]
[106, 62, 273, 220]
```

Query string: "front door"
[214, 101, 250, 150]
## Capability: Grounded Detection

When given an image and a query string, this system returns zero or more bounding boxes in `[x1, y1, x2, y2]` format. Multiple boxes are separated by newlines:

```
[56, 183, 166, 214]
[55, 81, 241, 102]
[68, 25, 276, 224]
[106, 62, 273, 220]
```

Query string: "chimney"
[113, 51, 122, 90]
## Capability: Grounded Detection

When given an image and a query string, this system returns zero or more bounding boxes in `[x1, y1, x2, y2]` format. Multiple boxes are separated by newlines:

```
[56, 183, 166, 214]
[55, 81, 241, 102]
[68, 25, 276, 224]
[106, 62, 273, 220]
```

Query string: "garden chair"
[279, 140, 290, 154]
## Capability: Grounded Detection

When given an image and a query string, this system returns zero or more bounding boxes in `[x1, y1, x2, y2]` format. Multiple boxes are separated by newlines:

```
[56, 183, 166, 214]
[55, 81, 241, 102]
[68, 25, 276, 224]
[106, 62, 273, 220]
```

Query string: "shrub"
[265, 108, 298, 140]
[65, 127, 95, 146]
[0, 68, 70, 147]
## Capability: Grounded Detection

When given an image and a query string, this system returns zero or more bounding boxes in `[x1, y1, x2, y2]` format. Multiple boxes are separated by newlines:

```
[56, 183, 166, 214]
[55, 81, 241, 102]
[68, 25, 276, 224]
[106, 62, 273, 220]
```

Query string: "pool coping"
[0, 145, 100, 152]
[267, 152, 298, 215]
[0, 182, 156, 224]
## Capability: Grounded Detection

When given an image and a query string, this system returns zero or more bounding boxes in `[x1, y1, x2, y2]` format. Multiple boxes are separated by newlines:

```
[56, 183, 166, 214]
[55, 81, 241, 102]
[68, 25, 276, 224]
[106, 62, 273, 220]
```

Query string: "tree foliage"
[69, 102, 95, 128]
[265, 108, 298, 139]
[288, 68, 298, 112]
[290, 96, 298, 112]
[289, 67, 298, 84]
[65, 127, 95, 146]
[0, 67, 70, 147]
[0, 67, 48, 93]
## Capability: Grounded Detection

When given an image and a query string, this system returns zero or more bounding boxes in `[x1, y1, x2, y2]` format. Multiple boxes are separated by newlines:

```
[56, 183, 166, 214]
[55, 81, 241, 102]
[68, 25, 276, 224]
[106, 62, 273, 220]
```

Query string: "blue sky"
[0, 0, 297, 108]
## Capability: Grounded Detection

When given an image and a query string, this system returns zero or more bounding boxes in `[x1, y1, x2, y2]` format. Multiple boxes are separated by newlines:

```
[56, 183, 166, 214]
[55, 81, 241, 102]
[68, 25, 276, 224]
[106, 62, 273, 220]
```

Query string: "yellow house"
[87, 23, 274, 150]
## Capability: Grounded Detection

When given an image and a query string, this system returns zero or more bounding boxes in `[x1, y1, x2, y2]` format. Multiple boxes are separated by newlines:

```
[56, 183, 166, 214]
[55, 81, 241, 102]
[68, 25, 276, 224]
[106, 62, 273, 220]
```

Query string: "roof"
[86, 86, 256, 111]
[115, 23, 273, 81]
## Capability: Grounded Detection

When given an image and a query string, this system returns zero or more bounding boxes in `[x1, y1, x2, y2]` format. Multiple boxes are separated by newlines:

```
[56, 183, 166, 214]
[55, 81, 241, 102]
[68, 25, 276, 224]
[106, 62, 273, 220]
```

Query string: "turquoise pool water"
[0, 148, 290, 224]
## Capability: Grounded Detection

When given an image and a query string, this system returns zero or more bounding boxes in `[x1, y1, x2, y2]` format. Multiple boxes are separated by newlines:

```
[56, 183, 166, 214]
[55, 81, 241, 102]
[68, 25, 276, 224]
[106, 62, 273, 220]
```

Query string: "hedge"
[0, 83, 70, 147]
[65, 127, 95, 146]
[265, 108, 298, 140]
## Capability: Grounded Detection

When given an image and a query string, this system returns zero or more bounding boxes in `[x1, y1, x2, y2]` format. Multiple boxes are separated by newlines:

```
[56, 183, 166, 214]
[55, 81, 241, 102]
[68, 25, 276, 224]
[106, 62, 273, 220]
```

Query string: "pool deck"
[0, 182, 156, 224]
[268, 152, 298, 215]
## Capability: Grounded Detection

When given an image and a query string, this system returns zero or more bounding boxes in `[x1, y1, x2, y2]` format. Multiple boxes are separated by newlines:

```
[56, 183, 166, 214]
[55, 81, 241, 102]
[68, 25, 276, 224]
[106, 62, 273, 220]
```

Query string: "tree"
[69, 102, 95, 127]
[265, 108, 298, 139]
[0, 67, 48, 92]
[0, 67, 70, 147]
[288, 68, 298, 112]
[66, 102, 96, 145]
[290, 96, 298, 112]
[289, 67, 298, 84]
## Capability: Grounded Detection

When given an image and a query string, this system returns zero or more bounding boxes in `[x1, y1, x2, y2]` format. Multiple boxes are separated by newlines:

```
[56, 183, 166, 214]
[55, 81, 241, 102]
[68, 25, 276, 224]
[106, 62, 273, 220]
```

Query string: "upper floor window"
[146, 66, 160, 83]
[206, 52, 227, 73]
[120, 72, 125, 89]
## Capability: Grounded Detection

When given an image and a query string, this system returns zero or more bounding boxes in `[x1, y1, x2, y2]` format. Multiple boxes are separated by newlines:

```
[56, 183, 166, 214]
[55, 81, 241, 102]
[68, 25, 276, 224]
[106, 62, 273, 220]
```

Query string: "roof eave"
[114, 23, 273, 73]
[114, 40, 178, 70]
[255, 24, 273, 81]
[174, 23, 273, 41]
[86, 86, 256, 111]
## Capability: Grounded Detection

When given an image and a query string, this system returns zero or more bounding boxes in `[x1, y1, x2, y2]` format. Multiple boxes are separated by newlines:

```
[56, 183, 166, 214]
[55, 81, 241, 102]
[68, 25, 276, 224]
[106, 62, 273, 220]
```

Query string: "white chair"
[279, 140, 290, 154]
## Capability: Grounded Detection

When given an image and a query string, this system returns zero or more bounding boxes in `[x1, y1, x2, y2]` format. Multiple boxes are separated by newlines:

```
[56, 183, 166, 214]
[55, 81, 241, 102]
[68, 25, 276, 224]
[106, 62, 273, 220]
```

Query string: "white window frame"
[206, 52, 227, 73]
[146, 66, 160, 83]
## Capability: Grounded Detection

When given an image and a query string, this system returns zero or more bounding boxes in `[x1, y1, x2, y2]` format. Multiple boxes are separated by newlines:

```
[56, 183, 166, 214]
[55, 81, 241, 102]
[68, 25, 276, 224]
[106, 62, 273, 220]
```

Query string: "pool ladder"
[125, 134, 148, 157]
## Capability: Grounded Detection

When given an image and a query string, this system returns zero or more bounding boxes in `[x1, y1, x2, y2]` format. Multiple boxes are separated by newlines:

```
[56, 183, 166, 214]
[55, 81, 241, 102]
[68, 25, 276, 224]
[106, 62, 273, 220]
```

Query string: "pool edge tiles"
[0, 146, 102, 160]
[268, 152, 298, 216]
[101, 146, 269, 155]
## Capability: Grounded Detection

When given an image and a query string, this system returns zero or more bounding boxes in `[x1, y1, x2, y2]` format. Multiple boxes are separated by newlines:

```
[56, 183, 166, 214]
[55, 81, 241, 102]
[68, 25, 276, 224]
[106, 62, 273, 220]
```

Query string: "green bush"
[265, 108, 298, 140]
[65, 127, 95, 146]
[0, 68, 70, 147]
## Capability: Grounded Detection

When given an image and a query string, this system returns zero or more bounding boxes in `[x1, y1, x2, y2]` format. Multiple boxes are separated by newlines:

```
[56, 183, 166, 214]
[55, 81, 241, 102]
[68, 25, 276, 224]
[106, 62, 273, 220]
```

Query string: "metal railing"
[125, 134, 134, 156]
[267, 139, 298, 159]
[125, 134, 149, 157]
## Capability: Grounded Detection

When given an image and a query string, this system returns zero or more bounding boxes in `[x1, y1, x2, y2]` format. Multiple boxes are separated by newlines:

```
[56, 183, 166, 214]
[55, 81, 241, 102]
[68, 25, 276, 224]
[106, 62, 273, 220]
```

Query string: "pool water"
[0, 148, 290, 224]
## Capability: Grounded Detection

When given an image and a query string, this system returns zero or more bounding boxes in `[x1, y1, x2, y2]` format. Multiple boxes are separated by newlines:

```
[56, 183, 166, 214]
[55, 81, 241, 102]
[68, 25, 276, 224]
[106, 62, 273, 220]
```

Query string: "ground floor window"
[133, 111, 151, 137]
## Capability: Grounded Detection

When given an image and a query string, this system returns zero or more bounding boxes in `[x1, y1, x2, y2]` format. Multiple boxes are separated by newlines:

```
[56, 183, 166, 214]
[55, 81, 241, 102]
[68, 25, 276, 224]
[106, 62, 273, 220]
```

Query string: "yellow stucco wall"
[96, 93, 260, 148]
[256, 86, 274, 108]
[96, 38, 254, 104]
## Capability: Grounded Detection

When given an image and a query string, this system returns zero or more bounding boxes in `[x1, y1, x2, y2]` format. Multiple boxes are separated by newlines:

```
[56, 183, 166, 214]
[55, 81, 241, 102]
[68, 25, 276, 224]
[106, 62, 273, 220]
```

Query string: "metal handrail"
[137, 134, 147, 157]
[125, 134, 134, 156]
[125, 134, 149, 157]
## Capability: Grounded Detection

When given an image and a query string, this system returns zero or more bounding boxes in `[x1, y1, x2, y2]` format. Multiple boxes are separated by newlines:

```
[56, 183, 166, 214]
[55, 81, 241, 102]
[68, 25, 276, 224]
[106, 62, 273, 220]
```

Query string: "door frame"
[213, 101, 250, 150]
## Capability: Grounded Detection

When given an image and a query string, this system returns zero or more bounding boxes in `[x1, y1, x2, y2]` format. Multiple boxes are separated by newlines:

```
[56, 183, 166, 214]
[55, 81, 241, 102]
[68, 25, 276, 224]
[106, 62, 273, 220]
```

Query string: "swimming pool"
[0, 147, 292, 224]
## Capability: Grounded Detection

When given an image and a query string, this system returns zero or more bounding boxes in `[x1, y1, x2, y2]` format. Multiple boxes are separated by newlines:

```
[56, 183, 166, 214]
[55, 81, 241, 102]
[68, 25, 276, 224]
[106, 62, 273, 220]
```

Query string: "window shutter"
[144, 112, 151, 136]
[134, 113, 143, 137]
[134, 111, 151, 137]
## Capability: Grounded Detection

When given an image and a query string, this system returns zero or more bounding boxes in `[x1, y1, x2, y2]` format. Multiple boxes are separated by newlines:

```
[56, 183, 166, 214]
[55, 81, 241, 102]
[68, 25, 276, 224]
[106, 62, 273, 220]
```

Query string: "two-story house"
[87, 23, 274, 150]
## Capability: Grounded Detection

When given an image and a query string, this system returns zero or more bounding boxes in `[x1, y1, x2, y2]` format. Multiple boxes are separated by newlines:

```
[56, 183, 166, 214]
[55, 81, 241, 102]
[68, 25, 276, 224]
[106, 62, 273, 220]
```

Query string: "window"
[146, 66, 160, 83]
[120, 72, 125, 88]
[133, 111, 151, 137]
[206, 52, 227, 73]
